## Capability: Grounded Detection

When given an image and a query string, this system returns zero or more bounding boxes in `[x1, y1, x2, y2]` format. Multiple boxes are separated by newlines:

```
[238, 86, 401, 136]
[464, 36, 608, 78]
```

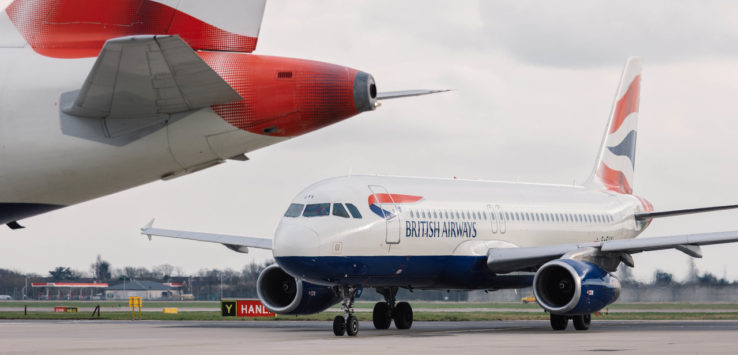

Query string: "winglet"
[142, 219, 155, 241]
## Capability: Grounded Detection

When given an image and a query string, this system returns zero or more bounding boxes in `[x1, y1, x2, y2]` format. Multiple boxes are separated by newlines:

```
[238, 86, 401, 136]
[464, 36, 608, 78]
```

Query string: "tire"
[550, 314, 568, 331]
[393, 302, 413, 330]
[573, 314, 591, 331]
[346, 315, 359, 336]
[333, 315, 346, 336]
[373, 302, 392, 330]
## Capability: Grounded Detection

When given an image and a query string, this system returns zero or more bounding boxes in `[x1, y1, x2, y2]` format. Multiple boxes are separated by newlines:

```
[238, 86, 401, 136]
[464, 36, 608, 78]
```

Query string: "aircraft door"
[487, 204, 498, 233]
[495, 205, 506, 234]
[368, 185, 401, 244]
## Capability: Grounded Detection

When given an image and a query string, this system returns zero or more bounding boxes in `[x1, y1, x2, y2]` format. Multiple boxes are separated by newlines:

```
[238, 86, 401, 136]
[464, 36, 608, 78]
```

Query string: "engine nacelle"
[256, 264, 340, 315]
[533, 259, 620, 315]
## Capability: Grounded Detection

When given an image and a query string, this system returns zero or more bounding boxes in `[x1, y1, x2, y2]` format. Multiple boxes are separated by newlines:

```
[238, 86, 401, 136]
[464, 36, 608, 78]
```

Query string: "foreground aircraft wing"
[376, 89, 450, 100]
[487, 230, 738, 273]
[63, 35, 241, 119]
[140, 219, 272, 253]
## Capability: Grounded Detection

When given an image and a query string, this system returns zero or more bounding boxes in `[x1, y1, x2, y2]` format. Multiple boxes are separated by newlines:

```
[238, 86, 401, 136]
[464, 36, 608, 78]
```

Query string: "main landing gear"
[373, 287, 413, 330]
[332, 286, 414, 336]
[550, 313, 591, 331]
[333, 286, 359, 336]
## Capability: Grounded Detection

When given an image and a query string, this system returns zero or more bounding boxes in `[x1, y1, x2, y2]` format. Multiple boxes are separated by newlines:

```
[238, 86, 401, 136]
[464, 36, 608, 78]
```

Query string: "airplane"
[0, 0, 445, 229]
[142, 57, 738, 336]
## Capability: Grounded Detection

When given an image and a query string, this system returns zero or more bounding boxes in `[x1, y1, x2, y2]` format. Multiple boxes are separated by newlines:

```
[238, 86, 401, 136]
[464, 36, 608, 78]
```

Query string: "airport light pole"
[220, 273, 223, 300]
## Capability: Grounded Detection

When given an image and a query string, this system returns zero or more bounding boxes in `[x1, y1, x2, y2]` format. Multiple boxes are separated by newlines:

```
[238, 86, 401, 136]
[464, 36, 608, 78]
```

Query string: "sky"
[3, 0, 738, 283]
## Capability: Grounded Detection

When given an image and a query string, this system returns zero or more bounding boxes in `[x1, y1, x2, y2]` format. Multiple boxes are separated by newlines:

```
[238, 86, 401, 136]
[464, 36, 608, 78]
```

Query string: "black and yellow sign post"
[129, 296, 142, 320]
[221, 300, 236, 316]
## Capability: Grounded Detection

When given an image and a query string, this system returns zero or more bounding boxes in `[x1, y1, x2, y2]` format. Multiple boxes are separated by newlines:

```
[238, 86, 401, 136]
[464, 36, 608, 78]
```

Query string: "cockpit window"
[332, 203, 350, 218]
[303, 203, 330, 217]
[346, 203, 362, 219]
[284, 203, 304, 217]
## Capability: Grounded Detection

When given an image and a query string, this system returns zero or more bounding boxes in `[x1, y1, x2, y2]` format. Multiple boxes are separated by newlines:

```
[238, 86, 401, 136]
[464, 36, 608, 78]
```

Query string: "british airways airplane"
[143, 57, 738, 336]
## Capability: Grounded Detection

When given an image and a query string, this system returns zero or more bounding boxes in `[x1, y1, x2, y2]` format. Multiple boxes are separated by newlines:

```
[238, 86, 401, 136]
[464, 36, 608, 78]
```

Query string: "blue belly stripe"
[0, 203, 63, 225]
[276, 255, 533, 290]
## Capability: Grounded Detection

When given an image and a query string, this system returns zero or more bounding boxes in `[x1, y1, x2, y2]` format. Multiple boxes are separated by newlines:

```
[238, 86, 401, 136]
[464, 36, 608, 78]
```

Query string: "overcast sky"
[3, 0, 738, 283]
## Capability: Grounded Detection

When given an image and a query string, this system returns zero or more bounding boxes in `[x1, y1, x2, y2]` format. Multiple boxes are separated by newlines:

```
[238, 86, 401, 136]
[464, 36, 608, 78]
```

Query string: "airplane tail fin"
[586, 57, 642, 194]
[4, 0, 266, 58]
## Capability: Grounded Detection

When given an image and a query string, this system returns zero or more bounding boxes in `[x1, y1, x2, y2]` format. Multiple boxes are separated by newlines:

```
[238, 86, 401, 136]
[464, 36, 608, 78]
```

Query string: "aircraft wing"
[635, 204, 738, 220]
[62, 35, 242, 119]
[140, 219, 272, 253]
[487, 230, 738, 274]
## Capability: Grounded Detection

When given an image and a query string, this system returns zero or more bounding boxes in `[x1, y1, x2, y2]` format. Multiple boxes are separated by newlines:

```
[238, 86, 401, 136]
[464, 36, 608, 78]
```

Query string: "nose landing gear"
[333, 286, 360, 336]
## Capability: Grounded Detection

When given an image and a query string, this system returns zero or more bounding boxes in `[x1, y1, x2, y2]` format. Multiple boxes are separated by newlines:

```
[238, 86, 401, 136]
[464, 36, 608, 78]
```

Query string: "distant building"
[32, 282, 108, 300]
[105, 280, 182, 300]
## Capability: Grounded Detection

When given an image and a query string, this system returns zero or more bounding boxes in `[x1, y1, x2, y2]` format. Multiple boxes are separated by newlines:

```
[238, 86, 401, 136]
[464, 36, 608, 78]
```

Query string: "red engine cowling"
[200, 53, 377, 138]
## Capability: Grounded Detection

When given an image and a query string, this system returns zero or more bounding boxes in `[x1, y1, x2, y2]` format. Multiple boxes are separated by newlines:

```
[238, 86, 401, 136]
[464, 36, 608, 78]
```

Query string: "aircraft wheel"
[550, 314, 568, 331]
[373, 302, 392, 329]
[346, 315, 359, 336]
[573, 314, 591, 331]
[393, 302, 413, 329]
[333, 315, 346, 336]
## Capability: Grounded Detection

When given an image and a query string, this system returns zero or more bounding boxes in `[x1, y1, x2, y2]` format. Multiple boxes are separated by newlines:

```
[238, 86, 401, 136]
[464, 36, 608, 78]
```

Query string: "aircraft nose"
[273, 222, 320, 257]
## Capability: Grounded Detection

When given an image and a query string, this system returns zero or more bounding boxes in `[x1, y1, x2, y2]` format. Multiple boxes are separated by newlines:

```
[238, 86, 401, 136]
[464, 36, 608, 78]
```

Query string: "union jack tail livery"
[588, 56, 642, 194]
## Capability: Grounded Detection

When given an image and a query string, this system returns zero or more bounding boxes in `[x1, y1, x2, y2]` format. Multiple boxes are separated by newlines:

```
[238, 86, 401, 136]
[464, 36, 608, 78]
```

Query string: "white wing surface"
[487, 230, 738, 273]
[140, 220, 272, 253]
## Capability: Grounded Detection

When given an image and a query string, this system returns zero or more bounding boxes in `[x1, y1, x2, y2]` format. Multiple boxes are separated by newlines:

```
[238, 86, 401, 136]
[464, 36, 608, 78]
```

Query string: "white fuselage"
[0, 46, 283, 209]
[271, 175, 649, 288]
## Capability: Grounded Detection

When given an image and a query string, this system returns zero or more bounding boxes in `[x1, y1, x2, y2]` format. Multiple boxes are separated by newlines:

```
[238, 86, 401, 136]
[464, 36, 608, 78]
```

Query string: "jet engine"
[533, 259, 620, 315]
[256, 264, 340, 315]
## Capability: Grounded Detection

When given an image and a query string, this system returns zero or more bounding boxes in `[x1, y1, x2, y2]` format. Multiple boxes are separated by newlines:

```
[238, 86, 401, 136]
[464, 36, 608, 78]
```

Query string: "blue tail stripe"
[607, 130, 637, 167]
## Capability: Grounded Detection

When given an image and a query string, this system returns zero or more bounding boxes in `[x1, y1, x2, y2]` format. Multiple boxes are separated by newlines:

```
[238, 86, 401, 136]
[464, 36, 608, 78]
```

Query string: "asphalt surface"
[3, 306, 738, 313]
[1, 319, 737, 354]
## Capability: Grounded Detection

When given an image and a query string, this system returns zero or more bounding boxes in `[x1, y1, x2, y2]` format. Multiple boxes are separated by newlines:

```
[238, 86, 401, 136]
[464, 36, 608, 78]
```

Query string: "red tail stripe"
[596, 163, 632, 194]
[609, 75, 641, 134]
[368, 194, 423, 205]
[6, 0, 257, 59]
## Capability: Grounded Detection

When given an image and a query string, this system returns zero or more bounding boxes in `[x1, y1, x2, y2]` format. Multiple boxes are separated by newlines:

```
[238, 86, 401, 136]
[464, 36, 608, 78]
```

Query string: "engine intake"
[256, 264, 340, 315]
[533, 259, 620, 315]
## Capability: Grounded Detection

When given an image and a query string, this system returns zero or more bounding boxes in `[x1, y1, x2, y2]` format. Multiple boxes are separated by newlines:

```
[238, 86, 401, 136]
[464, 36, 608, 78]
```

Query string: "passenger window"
[491, 212, 496, 221]
[332, 203, 350, 218]
[433, 211, 438, 219]
[505, 212, 509, 220]
[303, 203, 330, 217]
[284, 203, 305, 217]
[345, 203, 362, 218]
[483, 212, 487, 220]
[410, 210, 415, 219]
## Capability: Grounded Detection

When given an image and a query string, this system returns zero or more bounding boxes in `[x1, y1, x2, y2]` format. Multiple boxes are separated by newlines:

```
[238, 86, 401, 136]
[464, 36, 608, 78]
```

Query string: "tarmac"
[3, 306, 738, 313]
[1, 319, 737, 354]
